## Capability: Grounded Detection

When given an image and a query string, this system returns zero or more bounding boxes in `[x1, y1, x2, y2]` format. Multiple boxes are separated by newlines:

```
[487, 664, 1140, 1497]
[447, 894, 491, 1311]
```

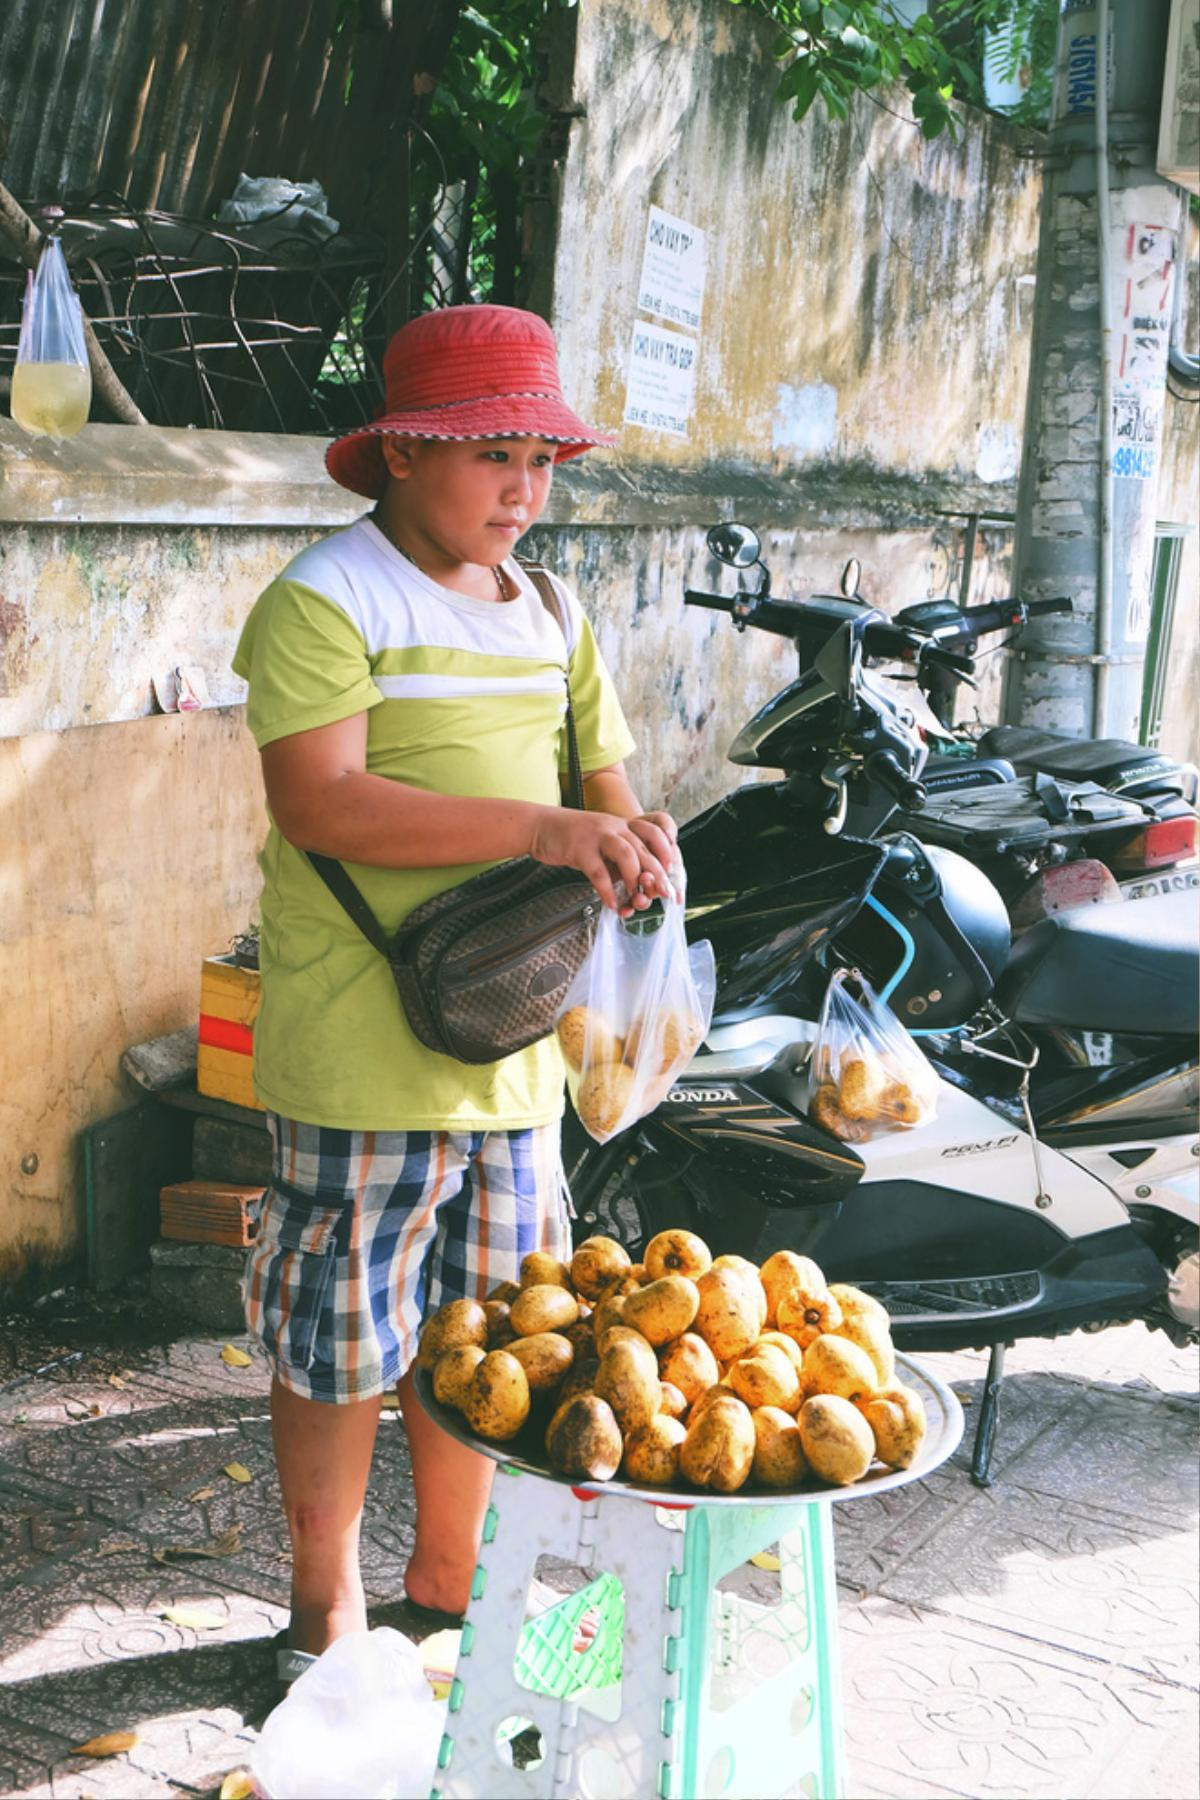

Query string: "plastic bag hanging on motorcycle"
[11, 238, 91, 440]
[809, 968, 938, 1141]
[555, 878, 715, 1144]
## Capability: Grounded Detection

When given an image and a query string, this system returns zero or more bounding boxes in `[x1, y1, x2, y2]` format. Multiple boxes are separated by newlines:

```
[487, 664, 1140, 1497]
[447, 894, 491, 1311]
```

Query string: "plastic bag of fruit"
[809, 968, 938, 1142]
[554, 873, 715, 1144]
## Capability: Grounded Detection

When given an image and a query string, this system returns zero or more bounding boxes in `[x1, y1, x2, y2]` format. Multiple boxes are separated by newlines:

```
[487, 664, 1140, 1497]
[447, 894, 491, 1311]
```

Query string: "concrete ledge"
[0, 420, 1017, 531]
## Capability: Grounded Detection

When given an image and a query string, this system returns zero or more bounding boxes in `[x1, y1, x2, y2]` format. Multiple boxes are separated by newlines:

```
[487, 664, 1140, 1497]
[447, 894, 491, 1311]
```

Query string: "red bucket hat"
[325, 304, 616, 499]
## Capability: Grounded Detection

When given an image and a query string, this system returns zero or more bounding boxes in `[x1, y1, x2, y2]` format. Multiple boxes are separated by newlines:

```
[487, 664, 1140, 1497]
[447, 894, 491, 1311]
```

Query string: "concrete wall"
[1, 0, 1195, 1285]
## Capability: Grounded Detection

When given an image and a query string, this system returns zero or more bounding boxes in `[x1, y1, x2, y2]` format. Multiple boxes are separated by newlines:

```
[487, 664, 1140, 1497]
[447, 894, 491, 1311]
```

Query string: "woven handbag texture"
[391, 859, 599, 1063]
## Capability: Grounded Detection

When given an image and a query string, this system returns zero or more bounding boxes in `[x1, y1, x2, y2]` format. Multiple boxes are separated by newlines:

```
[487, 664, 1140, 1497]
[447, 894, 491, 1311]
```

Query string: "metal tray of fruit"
[414, 1352, 963, 1509]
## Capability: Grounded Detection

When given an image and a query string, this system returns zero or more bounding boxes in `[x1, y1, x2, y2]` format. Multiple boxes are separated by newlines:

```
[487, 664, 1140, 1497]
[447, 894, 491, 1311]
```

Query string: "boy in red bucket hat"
[232, 305, 677, 1682]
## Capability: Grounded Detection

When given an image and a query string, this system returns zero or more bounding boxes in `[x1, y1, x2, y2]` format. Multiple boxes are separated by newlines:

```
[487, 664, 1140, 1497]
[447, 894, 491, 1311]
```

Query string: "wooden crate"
[160, 1178, 264, 1247]
[197, 954, 264, 1112]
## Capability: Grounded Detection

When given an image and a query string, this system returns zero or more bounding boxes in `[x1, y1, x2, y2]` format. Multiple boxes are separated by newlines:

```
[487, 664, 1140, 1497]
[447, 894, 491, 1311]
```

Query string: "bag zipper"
[445, 900, 596, 983]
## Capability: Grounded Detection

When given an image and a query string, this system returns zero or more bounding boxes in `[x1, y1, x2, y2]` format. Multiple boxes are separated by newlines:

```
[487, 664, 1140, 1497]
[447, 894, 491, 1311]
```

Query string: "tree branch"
[0, 178, 148, 426]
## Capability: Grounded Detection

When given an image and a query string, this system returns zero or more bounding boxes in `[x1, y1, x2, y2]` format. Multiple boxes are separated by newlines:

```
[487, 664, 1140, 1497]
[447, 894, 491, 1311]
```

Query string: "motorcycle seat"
[997, 890, 1199, 1035]
[977, 726, 1194, 800]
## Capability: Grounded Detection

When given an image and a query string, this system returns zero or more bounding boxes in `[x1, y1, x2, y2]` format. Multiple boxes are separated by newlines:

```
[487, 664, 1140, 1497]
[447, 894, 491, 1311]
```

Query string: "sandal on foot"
[398, 1593, 466, 1634]
[272, 1628, 318, 1689]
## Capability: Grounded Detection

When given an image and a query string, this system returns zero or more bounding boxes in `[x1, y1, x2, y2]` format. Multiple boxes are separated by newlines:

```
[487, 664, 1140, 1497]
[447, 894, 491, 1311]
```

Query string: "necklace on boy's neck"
[371, 509, 510, 601]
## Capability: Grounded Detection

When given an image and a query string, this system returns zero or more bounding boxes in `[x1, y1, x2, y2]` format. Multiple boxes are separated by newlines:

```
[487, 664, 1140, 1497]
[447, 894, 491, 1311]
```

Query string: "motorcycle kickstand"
[970, 1341, 1008, 1488]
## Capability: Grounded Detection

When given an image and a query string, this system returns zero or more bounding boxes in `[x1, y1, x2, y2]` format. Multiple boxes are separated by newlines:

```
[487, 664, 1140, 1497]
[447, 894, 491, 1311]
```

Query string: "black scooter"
[565, 525, 1199, 1483]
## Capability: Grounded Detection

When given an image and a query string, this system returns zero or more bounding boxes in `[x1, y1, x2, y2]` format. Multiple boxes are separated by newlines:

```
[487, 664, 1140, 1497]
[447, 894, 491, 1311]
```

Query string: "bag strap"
[516, 558, 586, 813]
[305, 851, 393, 957]
[306, 558, 585, 941]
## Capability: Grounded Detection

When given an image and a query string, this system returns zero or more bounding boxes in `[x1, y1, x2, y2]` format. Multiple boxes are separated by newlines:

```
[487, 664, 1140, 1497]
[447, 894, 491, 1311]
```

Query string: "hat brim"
[325, 395, 617, 498]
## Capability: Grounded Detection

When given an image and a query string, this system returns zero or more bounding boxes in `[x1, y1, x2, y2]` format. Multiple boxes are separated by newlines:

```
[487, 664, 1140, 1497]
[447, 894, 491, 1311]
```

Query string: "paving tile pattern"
[0, 1313, 1194, 1798]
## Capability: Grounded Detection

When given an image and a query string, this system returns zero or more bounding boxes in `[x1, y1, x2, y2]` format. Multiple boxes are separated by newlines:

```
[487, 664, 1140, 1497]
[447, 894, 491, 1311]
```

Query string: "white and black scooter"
[564, 526, 1199, 1483]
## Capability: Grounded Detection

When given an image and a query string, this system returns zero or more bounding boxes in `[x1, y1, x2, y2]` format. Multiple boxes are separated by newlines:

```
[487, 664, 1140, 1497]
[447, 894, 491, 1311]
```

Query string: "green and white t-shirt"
[232, 517, 636, 1130]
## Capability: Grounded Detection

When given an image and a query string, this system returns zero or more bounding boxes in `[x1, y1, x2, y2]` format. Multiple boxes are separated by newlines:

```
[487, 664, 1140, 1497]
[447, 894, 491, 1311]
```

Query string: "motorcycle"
[846, 568, 1199, 921]
[564, 523, 1199, 1484]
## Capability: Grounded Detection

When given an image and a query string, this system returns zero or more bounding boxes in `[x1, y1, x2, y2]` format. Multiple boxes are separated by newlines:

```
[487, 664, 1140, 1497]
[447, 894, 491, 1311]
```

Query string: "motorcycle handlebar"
[683, 589, 737, 615]
[866, 750, 927, 811]
[935, 594, 1075, 642]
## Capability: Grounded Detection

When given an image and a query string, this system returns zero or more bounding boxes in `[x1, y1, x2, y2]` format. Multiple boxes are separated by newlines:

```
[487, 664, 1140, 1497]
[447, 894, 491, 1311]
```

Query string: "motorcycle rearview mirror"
[840, 557, 863, 600]
[707, 522, 762, 569]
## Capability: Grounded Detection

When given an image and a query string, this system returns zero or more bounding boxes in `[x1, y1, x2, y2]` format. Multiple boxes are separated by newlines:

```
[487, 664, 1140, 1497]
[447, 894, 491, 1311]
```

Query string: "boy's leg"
[396, 1369, 493, 1616]
[271, 1377, 382, 1655]
[402, 1123, 571, 1615]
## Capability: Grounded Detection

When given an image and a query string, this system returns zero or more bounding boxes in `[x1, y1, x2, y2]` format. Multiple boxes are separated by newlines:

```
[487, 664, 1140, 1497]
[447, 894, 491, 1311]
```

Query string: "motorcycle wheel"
[564, 1113, 701, 1257]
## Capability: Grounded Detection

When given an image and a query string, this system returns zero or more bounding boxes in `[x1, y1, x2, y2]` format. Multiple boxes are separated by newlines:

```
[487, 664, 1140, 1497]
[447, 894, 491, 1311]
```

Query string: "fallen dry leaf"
[219, 1772, 256, 1800]
[152, 1524, 243, 1565]
[107, 1374, 126, 1389]
[749, 1550, 781, 1572]
[161, 1604, 226, 1630]
[72, 1730, 138, 1757]
[223, 1462, 252, 1484]
[379, 1392, 401, 1411]
[189, 1485, 216, 1502]
[220, 1344, 253, 1368]
[96, 1540, 138, 1557]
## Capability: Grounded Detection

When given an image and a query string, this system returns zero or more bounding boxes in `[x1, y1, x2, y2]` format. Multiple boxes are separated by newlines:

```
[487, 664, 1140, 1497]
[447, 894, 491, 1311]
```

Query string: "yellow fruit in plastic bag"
[577, 1060, 637, 1138]
[625, 1009, 704, 1077]
[556, 1005, 623, 1072]
[838, 1053, 888, 1120]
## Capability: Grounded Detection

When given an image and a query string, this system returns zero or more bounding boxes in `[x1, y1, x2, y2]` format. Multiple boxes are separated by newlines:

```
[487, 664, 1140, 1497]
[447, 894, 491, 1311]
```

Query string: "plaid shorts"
[243, 1114, 571, 1403]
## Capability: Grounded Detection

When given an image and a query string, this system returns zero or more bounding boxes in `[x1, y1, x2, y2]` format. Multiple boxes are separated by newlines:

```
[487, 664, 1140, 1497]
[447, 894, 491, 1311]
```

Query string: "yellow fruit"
[622, 1274, 700, 1346]
[545, 1394, 623, 1480]
[759, 1251, 828, 1326]
[595, 1326, 659, 1381]
[432, 1344, 486, 1411]
[834, 1310, 895, 1388]
[510, 1283, 580, 1337]
[727, 1344, 802, 1413]
[643, 1228, 713, 1283]
[776, 1284, 844, 1352]
[828, 1283, 888, 1324]
[483, 1300, 516, 1348]
[679, 1396, 756, 1492]
[519, 1251, 573, 1290]
[657, 1331, 721, 1403]
[755, 1330, 805, 1376]
[577, 1060, 636, 1138]
[595, 1339, 661, 1434]
[570, 1236, 633, 1301]
[507, 1331, 575, 1393]
[463, 1350, 531, 1441]
[694, 1266, 761, 1362]
[417, 1299, 488, 1370]
[686, 1380, 739, 1423]
[557, 1357, 601, 1406]
[591, 1290, 629, 1341]
[838, 1052, 888, 1120]
[658, 1380, 689, 1421]
[556, 1004, 623, 1073]
[622, 1414, 687, 1485]
[799, 1334, 879, 1405]
[858, 1383, 926, 1469]
[710, 1255, 769, 1327]
[625, 1010, 705, 1077]
[486, 1279, 521, 1304]
[752, 1405, 811, 1490]
[797, 1394, 876, 1485]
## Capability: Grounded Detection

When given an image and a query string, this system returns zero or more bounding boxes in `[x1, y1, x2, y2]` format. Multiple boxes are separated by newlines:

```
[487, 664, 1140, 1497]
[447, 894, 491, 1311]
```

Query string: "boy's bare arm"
[261, 714, 672, 912]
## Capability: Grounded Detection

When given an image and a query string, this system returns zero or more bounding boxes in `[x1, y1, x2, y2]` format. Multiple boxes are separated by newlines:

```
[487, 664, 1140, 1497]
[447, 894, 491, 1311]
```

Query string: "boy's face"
[381, 435, 556, 567]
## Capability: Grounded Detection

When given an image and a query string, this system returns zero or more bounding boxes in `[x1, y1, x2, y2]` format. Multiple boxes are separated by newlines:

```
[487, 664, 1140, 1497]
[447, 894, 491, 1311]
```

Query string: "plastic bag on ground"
[11, 237, 91, 439]
[251, 1627, 445, 1799]
[808, 967, 938, 1142]
[556, 873, 715, 1144]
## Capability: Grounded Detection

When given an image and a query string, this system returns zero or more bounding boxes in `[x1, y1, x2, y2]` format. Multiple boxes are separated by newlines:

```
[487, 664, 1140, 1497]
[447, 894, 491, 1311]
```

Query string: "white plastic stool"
[432, 1465, 844, 1800]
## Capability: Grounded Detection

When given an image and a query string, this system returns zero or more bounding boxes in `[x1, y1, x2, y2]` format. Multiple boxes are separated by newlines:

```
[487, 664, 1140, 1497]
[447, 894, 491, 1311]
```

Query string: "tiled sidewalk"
[0, 1316, 1195, 1799]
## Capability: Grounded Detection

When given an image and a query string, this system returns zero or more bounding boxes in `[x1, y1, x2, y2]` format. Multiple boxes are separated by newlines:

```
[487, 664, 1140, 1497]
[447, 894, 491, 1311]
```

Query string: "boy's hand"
[530, 809, 676, 914]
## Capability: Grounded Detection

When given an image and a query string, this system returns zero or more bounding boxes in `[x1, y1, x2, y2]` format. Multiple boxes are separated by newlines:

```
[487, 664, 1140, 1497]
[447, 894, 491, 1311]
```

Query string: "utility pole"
[1006, 0, 1183, 741]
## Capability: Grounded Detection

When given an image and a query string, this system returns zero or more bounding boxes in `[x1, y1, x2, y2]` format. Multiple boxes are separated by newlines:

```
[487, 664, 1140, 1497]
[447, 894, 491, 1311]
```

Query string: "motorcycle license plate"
[1118, 865, 1200, 903]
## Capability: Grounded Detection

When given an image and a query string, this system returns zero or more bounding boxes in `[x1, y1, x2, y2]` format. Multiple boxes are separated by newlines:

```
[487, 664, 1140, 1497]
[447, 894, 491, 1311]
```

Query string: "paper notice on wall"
[623, 321, 697, 438]
[636, 206, 706, 331]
